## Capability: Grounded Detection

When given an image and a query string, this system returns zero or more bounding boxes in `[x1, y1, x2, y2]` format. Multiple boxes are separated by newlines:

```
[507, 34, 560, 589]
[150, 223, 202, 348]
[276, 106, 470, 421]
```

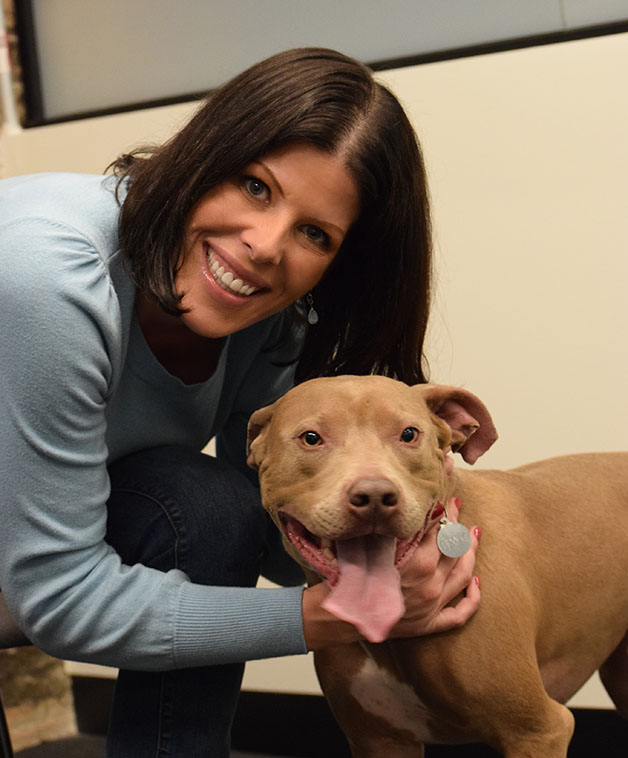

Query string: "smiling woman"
[0, 48, 480, 758]
[169, 143, 360, 342]
[113, 47, 434, 383]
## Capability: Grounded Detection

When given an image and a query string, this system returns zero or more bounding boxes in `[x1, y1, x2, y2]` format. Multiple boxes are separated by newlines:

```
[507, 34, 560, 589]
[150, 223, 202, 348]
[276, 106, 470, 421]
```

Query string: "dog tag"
[437, 513, 472, 558]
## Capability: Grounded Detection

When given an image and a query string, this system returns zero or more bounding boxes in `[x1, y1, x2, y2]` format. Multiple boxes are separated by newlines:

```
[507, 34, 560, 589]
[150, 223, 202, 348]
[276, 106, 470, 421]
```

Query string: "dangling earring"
[306, 292, 319, 325]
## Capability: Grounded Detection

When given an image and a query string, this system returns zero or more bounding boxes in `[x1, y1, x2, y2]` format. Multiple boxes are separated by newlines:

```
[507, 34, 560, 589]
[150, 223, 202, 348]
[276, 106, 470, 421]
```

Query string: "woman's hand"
[302, 497, 481, 650]
[391, 498, 481, 637]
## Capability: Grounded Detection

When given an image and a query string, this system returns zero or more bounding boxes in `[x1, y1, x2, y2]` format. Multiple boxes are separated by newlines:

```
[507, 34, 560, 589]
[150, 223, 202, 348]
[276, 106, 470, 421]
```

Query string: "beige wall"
[4, 32, 627, 707]
[394, 31, 628, 472]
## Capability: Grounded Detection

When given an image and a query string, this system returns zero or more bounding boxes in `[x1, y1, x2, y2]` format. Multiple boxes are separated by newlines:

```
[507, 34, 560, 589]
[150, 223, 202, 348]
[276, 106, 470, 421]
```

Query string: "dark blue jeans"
[104, 446, 279, 758]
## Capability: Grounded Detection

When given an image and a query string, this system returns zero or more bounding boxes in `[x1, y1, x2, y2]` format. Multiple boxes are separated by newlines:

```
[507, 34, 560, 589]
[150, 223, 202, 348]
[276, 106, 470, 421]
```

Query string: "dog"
[247, 375, 628, 757]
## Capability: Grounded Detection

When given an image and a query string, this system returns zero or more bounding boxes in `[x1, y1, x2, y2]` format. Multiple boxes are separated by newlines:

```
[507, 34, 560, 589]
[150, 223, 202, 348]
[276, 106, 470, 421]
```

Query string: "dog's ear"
[246, 403, 275, 470]
[418, 385, 498, 464]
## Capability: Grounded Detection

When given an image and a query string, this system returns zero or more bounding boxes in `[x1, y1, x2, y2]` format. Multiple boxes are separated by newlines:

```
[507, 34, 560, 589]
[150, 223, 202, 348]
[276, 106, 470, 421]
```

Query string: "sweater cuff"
[173, 583, 307, 668]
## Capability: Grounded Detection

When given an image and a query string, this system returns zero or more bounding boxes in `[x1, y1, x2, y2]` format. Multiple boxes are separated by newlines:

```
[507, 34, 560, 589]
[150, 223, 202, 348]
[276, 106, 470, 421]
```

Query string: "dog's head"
[247, 375, 497, 586]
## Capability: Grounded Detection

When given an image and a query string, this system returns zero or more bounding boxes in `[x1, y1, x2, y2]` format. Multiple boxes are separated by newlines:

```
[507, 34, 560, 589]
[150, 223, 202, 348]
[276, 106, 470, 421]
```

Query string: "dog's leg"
[441, 672, 574, 757]
[473, 661, 574, 757]
[394, 624, 576, 758]
[497, 698, 574, 758]
[599, 630, 628, 719]
[314, 644, 426, 757]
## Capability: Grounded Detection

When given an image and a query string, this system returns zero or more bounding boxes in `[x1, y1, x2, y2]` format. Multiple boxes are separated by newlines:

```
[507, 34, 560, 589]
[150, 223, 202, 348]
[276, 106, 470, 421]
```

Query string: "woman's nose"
[242, 212, 289, 265]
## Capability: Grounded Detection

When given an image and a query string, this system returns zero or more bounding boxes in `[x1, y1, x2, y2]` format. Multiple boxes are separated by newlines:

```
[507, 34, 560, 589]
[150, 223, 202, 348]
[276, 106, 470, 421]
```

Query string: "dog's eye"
[300, 430, 323, 447]
[400, 427, 420, 443]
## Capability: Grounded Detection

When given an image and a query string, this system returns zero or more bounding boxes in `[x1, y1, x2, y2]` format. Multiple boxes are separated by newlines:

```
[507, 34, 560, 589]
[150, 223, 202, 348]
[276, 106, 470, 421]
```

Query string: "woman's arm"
[0, 211, 309, 670]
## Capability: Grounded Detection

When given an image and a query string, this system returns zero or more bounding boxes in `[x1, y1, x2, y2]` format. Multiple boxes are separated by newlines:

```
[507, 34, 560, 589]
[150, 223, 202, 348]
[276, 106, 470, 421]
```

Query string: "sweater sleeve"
[0, 217, 306, 670]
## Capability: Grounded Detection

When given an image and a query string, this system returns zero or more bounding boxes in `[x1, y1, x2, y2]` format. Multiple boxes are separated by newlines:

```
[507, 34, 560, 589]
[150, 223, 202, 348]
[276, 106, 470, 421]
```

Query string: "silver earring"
[306, 293, 319, 325]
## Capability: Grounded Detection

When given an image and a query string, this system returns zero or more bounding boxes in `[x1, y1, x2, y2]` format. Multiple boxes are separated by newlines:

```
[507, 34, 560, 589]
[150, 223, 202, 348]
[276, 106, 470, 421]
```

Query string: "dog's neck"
[439, 455, 462, 504]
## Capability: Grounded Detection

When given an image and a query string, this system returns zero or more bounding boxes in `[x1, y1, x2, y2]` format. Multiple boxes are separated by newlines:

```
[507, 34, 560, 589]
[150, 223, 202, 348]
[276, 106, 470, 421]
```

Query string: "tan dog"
[247, 375, 628, 757]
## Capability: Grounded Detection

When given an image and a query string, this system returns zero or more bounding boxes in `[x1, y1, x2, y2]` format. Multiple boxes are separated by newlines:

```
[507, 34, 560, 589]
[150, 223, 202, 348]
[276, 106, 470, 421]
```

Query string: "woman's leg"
[104, 446, 269, 758]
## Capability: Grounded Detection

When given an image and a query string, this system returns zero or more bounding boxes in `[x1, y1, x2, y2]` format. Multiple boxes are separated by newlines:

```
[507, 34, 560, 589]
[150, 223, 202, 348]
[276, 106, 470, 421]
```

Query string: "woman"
[0, 48, 481, 756]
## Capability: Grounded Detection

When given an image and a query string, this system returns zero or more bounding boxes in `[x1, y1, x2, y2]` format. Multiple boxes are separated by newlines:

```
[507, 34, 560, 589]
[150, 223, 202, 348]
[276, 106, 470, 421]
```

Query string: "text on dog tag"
[437, 519, 472, 558]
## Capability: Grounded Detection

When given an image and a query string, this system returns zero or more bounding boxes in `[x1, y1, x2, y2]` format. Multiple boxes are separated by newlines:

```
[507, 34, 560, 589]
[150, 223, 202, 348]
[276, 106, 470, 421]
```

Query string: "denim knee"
[106, 446, 268, 588]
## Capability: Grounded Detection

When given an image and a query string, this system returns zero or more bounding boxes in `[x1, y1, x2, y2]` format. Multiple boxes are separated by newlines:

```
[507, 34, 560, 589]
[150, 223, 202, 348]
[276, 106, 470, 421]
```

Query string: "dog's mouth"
[278, 509, 434, 587]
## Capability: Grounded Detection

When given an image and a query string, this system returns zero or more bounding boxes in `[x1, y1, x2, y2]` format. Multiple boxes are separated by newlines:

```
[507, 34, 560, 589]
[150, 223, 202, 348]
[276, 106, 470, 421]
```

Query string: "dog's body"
[247, 376, 628, 757]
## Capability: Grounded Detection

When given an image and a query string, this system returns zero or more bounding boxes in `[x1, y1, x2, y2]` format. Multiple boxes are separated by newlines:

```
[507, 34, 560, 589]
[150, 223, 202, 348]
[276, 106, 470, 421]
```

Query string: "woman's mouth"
[206, 248, 262, 297]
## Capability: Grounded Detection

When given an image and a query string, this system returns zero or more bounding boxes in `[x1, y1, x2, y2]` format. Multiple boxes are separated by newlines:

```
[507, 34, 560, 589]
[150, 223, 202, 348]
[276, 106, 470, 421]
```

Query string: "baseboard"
[71, 677, 628, 756]
[232, 693, 628, 757]
[71, 677, 115, 737]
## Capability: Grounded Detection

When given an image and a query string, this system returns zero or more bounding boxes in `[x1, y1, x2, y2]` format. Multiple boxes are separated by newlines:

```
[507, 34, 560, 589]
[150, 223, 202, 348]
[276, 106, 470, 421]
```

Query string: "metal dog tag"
[437, 511, 472, 558]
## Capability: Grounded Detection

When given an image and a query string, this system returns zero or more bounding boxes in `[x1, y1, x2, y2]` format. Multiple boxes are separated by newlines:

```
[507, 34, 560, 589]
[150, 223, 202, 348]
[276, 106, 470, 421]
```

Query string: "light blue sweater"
[0, 173, 307, 670]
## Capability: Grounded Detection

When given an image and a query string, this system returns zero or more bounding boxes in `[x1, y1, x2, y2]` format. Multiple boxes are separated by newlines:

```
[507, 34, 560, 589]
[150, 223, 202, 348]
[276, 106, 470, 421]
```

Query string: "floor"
[16, 736, 104, 757]
[15, 735, 289, 757]
[12, 712, 628, 758]
[12, 693, 628, 757]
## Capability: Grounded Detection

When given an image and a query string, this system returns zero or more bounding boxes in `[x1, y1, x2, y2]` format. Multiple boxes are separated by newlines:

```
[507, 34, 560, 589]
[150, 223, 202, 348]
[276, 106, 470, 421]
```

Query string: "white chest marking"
[349, 655, 434, 743]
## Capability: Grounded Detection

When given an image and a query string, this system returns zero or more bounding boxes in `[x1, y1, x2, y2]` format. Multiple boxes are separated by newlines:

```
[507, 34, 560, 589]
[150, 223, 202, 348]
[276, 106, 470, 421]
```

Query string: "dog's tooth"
[322, 547, 336, 563]
[321, 538, 336, 564]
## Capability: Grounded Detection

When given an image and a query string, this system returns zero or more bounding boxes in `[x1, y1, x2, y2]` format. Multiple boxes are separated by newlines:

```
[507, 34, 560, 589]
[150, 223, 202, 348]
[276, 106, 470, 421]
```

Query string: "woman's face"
[175, 143, 360, 339]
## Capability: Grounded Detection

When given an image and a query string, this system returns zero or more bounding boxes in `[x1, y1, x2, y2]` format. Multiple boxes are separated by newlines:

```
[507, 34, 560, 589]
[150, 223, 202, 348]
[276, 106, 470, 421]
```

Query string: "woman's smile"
[173, 142, 361, 339]
[206, 246, 261, 297]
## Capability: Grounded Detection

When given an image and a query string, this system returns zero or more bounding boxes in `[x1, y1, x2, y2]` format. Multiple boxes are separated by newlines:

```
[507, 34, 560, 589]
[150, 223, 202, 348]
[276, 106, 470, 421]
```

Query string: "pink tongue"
[321, 535, 405, 643]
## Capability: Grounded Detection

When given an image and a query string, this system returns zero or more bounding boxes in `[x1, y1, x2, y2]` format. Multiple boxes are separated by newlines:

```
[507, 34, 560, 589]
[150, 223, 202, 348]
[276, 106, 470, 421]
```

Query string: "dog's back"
[452, 451, 628, 704]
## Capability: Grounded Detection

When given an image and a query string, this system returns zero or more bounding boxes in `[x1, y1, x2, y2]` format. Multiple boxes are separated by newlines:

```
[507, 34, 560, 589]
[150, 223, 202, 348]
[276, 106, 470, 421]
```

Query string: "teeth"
[322, 547, 336, 563]
[207, 250, 259, 296]
[321, 538, 337, 564]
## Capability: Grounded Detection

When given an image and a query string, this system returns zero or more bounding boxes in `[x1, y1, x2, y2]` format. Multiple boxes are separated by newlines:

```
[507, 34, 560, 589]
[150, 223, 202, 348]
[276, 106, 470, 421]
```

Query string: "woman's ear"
[416, 385, 498, 464]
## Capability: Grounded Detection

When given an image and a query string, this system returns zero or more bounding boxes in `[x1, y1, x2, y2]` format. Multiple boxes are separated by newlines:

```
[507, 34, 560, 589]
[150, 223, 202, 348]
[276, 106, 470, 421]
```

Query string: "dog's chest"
[349, 654, 435, 742]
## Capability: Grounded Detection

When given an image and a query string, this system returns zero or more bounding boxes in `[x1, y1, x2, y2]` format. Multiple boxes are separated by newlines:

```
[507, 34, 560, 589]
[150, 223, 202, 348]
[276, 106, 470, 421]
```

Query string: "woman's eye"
[400, 427, 420, 443]
[243, 176, 269, 200]
[300, 430, 323, 447]
[302, 225, 330, 249]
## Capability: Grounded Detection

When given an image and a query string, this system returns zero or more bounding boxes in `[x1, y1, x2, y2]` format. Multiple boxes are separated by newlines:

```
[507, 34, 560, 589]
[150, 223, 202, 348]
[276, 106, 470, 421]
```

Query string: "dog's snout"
[348, 478, 400, 518]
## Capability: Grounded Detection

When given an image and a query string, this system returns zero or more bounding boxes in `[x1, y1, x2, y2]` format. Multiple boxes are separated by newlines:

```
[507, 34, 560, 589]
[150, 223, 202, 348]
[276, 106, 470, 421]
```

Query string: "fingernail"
[474, 576, 481, 589]
[454, 497, 462, 510]
[473, 526, 482, 541]
[431, 503, 445, 519]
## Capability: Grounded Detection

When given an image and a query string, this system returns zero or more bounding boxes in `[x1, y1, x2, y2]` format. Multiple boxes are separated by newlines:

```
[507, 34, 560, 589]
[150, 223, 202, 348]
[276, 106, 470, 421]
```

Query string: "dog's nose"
[347, 478, 400, 519]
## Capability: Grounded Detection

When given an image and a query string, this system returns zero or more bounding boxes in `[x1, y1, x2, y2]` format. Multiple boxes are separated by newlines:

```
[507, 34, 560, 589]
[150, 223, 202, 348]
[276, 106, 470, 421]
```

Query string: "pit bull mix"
[247, 375, 628, 757]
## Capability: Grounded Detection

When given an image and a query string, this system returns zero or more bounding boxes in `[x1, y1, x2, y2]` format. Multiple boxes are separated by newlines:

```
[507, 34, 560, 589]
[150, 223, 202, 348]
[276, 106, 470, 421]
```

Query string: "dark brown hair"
[111, 48, 432, 384]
